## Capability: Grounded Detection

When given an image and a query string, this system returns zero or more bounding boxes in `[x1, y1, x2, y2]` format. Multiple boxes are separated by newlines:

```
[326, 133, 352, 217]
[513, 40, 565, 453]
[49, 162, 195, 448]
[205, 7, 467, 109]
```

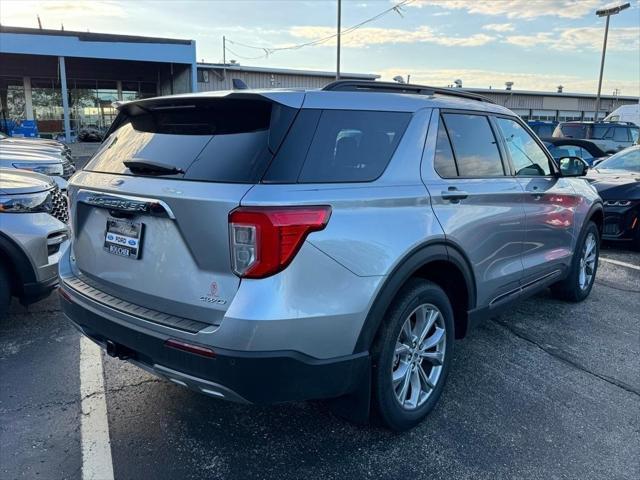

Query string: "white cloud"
[505, 26, 640, 52]
[378, 67, 640, 95]
[483, 23, 515, 32]
[0, 0, 126, 25]
[288, 25, 494, 48]
[408, 0, 603, 19]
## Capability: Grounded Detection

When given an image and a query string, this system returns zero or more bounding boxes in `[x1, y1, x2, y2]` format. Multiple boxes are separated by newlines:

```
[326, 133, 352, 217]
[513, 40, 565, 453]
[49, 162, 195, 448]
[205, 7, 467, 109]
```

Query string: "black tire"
[551, 221, 600, 302]
[0, 263, 11, 318]
[371, 279, 454, 431]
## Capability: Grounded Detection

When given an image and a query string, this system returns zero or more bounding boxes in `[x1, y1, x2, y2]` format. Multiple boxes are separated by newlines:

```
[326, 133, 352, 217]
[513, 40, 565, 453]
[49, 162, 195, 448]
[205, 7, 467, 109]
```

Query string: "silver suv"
[0, 133, 76, 190]
[1, 168, 69, 315]
[59, 81, 603, 430]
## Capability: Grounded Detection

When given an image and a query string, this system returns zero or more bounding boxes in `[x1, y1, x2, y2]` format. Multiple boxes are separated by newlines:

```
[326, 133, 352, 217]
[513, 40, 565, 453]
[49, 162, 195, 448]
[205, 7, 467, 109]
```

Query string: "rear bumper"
[60, 286, 369, 405]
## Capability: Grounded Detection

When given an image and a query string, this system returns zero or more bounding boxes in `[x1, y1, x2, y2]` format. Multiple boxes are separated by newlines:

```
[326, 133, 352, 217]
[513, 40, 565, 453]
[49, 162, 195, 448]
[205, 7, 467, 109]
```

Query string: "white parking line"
[600, 257, 640, 272]
[80, 337, 115, 480]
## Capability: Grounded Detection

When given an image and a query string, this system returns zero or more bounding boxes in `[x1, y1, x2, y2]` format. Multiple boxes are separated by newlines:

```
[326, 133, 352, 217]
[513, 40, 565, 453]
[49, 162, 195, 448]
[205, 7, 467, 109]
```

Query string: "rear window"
[85, 99, 296, 183]
[560, 124, 587, 139]
[535, 124, 555, 137]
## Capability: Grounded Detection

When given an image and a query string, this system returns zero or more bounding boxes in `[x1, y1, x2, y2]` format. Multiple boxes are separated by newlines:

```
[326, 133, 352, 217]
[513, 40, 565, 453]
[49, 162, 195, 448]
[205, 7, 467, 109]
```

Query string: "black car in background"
[553, 121, 639, 154]
[587, 145, 640, 249]
[543, 138, 609, 166]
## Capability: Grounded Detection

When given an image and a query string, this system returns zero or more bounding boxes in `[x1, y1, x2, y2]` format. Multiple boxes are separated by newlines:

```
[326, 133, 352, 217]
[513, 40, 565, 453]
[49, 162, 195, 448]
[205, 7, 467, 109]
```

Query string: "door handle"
[441, 190, 469, 201]
[530, 185, 542, 199]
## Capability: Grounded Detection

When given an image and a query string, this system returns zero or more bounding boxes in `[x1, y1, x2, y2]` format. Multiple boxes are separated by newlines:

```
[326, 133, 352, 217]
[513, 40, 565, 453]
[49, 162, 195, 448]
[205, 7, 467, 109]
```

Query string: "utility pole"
[336, 0, 341, 80]
[594, 14, 610, 121]
[222, 36, 226, 80]
[594, 3, 630, 120]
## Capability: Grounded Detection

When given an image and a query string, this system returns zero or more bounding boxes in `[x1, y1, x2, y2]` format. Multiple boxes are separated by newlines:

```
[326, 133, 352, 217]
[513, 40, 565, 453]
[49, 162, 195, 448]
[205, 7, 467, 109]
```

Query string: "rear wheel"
[551, 221, 599, 302]
[372, 279, 454, 431]
[0, 263, 11, 318]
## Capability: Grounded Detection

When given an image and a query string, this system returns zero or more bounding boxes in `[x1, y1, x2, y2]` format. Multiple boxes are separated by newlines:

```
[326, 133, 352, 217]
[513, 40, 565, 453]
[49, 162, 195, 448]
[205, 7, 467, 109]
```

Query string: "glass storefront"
[0, 78, 25, 135]
[31, 78, 64, 135]
[1, 76, 158, 139]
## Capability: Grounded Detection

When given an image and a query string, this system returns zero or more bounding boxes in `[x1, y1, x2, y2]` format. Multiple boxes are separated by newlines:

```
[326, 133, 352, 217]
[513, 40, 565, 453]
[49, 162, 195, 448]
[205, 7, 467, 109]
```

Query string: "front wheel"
[371, 280, 454, 431]
[551, 221, 599, 302]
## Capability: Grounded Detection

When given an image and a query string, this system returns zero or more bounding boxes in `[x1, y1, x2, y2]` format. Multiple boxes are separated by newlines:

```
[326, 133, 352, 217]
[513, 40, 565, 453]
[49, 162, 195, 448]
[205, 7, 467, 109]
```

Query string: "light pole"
[594, 2, 630, 120]
[336, 0, 341, 80]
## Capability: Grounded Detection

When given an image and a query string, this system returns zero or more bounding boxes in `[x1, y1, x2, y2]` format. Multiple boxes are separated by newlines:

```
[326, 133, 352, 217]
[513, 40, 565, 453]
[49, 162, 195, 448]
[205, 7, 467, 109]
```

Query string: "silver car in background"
[0, 134, 75, 190]
[0, 168, 69, 316]
[59, 81, 603, 430]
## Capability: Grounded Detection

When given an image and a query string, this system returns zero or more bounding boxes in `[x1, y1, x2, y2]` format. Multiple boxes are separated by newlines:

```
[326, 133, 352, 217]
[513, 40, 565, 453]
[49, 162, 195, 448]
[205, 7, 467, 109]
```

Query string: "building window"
[511, 109, 530, 121]
[530, 109, 557, 122]
[197, 69, 209, 83]
[0, 77, 25, 120]
[31, 78, 63, 135]
[583, 111, 607, 121]
[558, 110, 582, 122]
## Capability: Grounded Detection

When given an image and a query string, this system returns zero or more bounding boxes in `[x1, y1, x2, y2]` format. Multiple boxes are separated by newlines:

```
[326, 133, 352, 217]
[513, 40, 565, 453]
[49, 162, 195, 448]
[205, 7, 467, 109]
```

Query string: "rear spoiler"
[103, 91, 305, 141]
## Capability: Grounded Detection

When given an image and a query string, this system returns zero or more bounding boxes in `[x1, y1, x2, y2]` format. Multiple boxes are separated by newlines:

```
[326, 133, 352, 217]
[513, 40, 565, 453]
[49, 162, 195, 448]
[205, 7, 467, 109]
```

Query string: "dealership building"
[0, 26, 637, 140]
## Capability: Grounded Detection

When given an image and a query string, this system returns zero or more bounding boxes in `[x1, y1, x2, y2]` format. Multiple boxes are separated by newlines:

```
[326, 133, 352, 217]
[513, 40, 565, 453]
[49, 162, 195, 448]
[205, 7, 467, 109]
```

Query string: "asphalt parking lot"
[1, 246, 638, 480]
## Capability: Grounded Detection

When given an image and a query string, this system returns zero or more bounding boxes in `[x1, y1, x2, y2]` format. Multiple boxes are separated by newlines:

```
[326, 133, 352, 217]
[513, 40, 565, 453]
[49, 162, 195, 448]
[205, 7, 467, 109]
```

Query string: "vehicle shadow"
[101, 289, 639, 480]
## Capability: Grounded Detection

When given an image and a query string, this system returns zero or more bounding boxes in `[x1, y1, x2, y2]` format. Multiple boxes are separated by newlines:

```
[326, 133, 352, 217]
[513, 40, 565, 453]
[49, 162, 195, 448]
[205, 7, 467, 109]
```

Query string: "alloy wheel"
[579, 232, 597, 290]
[391, 303, 446, 410]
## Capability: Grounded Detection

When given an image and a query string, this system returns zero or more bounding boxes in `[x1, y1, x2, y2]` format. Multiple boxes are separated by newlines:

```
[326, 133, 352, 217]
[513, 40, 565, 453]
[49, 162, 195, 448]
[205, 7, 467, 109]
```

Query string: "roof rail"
[594, 120, 637, 126]
[322, 80, 495, 104]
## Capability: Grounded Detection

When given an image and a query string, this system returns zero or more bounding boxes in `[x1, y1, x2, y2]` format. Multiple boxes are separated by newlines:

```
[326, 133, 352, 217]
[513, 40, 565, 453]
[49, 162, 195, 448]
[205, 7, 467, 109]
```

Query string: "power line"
[224, 0, 414, 59]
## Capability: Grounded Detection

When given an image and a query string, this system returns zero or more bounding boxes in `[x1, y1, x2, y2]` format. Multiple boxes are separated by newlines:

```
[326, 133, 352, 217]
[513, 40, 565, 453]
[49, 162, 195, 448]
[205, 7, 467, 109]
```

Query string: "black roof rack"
[322, 80, 495, 104]
[594, 120, 637, 126]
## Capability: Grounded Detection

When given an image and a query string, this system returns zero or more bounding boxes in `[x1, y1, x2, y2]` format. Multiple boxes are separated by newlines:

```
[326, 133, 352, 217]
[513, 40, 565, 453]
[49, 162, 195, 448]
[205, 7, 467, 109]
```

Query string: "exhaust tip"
[106, 340, 117, 357]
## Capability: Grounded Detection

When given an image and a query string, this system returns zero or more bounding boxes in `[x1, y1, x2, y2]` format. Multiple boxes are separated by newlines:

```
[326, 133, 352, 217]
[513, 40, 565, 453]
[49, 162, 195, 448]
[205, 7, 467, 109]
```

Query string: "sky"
[1, 0, 639, 95]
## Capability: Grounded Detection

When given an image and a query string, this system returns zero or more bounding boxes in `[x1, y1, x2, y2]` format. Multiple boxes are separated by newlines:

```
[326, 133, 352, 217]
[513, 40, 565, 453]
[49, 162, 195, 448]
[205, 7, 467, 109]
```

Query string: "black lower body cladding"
[60, 289, 369, 405]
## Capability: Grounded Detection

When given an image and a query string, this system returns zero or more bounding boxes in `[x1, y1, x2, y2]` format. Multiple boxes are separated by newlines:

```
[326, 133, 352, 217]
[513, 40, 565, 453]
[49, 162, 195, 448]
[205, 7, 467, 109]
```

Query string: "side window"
[441, 113, 504, 177]
[631, 128, 640, 143]
[297, 110, 411, 183]
[495, 117, 553, 176]
[433, 117, 458, 177]
[591, 125, 609, 139]
[613, 128, 629, 142]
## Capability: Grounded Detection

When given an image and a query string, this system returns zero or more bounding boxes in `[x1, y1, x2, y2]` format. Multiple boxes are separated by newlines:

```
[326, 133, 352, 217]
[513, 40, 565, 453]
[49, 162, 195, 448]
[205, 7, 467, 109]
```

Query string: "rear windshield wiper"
[123, 159, 185, 176]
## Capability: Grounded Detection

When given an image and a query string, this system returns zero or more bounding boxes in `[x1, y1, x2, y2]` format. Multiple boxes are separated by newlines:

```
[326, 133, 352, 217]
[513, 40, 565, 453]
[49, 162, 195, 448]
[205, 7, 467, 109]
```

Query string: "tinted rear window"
[535, 125, 555, 137]
[85, 99, 296, 183]
[297, 110, 411, 183]
[560, 124, 588, 138]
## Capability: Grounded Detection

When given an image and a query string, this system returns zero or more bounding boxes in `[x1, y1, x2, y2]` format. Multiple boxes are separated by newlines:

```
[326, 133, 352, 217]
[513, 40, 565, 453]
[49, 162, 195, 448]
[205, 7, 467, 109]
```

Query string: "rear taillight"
[229, 206, 332, 278]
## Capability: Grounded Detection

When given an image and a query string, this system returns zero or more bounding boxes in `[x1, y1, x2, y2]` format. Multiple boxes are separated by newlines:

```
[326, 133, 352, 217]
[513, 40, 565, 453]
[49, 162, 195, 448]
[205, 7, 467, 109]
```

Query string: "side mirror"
[558, 156, 589, 177]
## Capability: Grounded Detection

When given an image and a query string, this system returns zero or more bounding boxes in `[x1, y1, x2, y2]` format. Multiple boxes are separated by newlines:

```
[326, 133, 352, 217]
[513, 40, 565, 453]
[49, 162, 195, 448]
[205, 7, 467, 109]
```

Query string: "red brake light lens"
[229, 206, 332, 278]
